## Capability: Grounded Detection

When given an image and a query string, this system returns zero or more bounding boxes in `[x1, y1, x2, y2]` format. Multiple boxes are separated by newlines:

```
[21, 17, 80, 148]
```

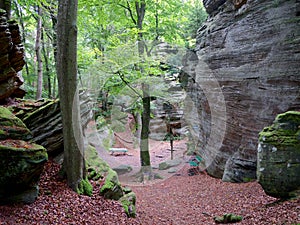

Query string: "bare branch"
[118, 1, 137, 25]
[117, 71, 142, 98]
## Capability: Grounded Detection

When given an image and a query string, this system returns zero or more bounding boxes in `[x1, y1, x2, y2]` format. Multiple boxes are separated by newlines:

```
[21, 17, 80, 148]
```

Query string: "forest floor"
[0, 159, 299, 224]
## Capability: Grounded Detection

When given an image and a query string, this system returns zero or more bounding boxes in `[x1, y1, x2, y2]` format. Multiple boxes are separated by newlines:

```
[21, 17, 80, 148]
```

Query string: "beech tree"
[56, 0, 91, 194]
[35, 5, 43, 99]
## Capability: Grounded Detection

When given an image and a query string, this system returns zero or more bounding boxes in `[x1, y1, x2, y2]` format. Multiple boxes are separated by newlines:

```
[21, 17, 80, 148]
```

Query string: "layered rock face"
[8, 91, 94, 156]
[190, 0, 300, 180]
[0, 9, 25, 103]
[257, 111, 300, 198]
[0, 106, 48, 204]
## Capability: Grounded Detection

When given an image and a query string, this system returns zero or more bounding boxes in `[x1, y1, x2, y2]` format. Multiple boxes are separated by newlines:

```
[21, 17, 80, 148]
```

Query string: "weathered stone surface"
[257, 111, 300, 198]
[158, 158, 182, 170]
[113, 164, 133, 175]
[0, 106, 32, 140]
[0, 107, 47, 204]
[0, 140, 48, 204]
[9, 91, 94, 155]
[222, 151, 257, 182]
[188, 0, 300, 180]
[203, 0, 226, 14]
[0, 10, 25, 103]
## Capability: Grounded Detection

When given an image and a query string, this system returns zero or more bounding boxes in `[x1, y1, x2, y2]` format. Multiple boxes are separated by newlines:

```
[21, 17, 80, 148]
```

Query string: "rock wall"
[190, 0, 300, 181]
[0, 9, 25, 103]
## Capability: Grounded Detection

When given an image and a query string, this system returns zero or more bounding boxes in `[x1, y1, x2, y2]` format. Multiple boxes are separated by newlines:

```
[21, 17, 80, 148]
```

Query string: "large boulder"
[0, 106, 47, 204]
[187, 0, 300, 180]
[257, 111, 300, 198]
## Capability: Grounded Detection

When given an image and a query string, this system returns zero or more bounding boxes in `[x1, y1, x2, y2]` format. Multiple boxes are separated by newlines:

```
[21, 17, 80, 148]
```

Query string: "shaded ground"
[0, 160, 299, 225]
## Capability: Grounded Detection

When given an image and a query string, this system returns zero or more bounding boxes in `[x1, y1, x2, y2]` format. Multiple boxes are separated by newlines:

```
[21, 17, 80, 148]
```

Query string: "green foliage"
[12, 0, 207, 101]
[12, 0, 58, 99]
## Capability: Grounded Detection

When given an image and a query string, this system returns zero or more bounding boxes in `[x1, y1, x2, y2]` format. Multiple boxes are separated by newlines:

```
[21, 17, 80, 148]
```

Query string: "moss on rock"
[85, 145, 136, 215]
[119, 192, 136, 218]
[0, 106, 32, 140]
[99, 169, 124, 200]
[0, 139, 48, 204]
[77, 178, 93, 197]
[257, 111, 300, 198]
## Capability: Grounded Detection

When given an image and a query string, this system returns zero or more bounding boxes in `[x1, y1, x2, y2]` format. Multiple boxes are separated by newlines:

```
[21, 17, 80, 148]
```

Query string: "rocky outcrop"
[257, 111, 300, 198]
[0, 9, 25, 103]
[189, 0, 300, 180]
[85, 145, 136, 217]
[8, 91, 94, 155]
[0, 106, 48, 204]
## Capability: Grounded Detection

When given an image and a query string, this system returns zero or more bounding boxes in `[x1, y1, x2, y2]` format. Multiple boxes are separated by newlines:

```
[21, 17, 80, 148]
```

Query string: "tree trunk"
[135, 1, 152, 176]
[42, 27, 51, 98]
[35, 5, 43, 100]
[13, 0, 29, 78]
[140, 83, 151, 167]
[56, 0, 85, 191]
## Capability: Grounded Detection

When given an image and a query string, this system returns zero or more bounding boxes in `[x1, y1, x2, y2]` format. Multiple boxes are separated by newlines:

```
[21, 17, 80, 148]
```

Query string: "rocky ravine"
[186, 0, 300, 181]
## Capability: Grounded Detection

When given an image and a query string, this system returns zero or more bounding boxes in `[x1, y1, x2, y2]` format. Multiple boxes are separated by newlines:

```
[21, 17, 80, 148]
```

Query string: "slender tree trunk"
[135, 1, 152, 180]
[35, 5, 43, 100]
[42, 28, 51, 98]
[13, 0, 30, 78]
[56, 0, 85, 191]
[140, 83, 151, 167]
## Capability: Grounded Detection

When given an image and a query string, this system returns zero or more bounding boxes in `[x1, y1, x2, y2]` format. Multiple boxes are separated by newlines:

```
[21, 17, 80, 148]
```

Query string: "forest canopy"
[10, 0, 207, 99]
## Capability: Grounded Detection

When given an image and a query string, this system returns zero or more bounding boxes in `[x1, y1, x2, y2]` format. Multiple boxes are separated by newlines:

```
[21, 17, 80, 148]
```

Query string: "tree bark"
[42, 28, 51, 98]
[135, 1, 152, 173]
[56, 0, 85, 191]
[140, 83, 151, 167]
[35, 5, 43, 100]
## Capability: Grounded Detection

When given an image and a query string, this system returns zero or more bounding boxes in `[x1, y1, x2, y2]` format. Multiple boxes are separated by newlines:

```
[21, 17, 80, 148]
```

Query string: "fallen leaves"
[0, 160, 299, 225]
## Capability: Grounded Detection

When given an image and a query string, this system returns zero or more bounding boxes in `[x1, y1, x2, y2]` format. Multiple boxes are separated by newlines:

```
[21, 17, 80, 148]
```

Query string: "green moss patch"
[77, 178, 93, 196]
[119, 192, 136, 218]
[259, 111, 300, 148]
[0, 106, 32, 140]
[214, 213, 243, 224]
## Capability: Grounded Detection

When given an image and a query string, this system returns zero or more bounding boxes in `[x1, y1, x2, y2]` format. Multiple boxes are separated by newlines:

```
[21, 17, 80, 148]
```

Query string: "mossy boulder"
[85, 145, 136, 217]
[0, 106, 32, 140]
[257, 111, 300, 198]
[99, 169, 124, 200]
[0, 139, 48, 204]
[119, 191, 136, 218]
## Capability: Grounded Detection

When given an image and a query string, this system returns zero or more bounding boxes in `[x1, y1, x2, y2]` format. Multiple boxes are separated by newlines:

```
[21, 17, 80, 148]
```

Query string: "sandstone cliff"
[189, 0, 300, 181]
[0, 9, 25, 103]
